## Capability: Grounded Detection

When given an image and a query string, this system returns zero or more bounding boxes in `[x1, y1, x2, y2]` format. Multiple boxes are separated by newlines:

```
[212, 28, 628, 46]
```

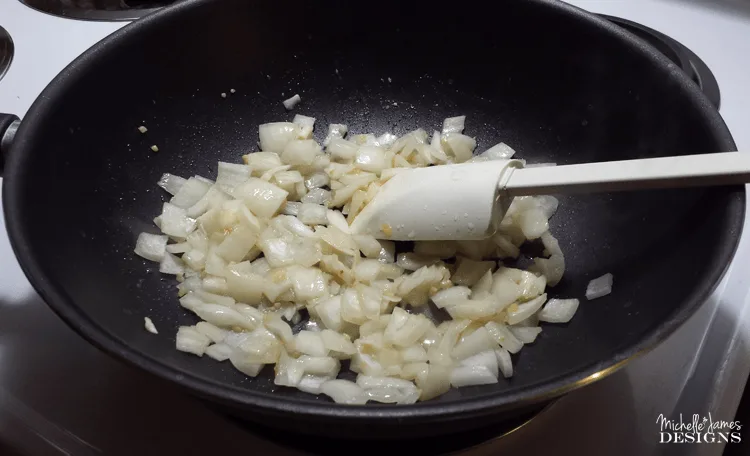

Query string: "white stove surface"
[1, 1, 750, 454]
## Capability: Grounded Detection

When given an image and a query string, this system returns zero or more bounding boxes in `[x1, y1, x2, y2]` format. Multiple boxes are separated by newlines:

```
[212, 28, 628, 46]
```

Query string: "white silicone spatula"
[349, 152, 750, 241]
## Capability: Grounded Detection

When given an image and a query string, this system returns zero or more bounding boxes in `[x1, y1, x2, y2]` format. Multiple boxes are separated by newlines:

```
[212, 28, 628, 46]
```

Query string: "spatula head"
[350, 160, 521, 240]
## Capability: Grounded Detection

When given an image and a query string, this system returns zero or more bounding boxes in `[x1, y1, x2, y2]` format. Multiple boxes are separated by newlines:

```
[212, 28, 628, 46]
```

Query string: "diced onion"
[517, 208, 548, 240]
[450, 364, 498, 387]
[293, 114, 316, 138]
[297, 374, 332, 394]
[509, 326, 542, 344]
[157, 173, 187, 195]
[283, 94, 302, 110]
[495, 348, 513, 378]
[327, 138, 358, 162]
[355, 146, 387, 173]
[138, 114, 573, 405]
[215, 162, 251, 195]
[506, 293, 547, 325]
[259, 123, 298, 153]
[586, 273, 613, 300]
[396, 253, 438, 271]
[282, 140, 322, 167]
[442, 116, 466, 134]
[144, 317, 158, 334]
[431, 286, 471, 309]
[135, 232, 168, 262]
[485, 321, 523, 354]
[327, 210, 350, 233]
[234, 178, 289, 218]
[324, 124, 349, 146]
[320, 379, 368, 405]
[469, 142, 516, 163]
[441, 133, 476, 163]
[452, 326, 495, 360]
[539, 298, 580, 323]
[377, 133, 398, 148]
[170, 177, 211, 209]
[295, 330, 328, 357]
[196, 321, 229, 344]
[305, 172, 330, 189]
[301, 188, 331, 206]
[176, 326, 211, 356]
[452, 258, 495, 287]
[206, 343, 232, 361]
[159, 252, 184, 275]
[536, 195, 559, 219]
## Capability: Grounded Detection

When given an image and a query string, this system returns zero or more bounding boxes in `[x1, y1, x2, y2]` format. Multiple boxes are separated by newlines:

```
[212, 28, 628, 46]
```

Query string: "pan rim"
[2, 0, 745, 423]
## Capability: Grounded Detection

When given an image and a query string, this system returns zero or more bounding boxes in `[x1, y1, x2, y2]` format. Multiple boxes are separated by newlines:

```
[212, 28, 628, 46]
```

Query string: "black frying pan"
[0, 0, 744, 439]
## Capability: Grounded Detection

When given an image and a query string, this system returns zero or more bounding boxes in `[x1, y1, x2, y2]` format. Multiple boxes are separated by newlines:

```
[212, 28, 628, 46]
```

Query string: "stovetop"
[1, 1, 750, 455]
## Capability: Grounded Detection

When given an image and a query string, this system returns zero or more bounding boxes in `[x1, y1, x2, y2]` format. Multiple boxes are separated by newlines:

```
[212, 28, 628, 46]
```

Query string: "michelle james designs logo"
[657, 413, 742, 444]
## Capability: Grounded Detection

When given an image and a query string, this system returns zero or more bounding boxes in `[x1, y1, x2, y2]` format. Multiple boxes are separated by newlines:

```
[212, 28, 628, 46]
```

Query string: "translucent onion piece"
[234, 178, 289, 218]
[320, 379, 368, 405]
[244, 152, 283, 175]
[495, 348, 514, 378]
[442, 115, 466, 134]
[170, 177, 211, 209]
[159, 252, 184, 275]
[215, 162, 251, 195]
[157, 173, 187, 195]
[193, 303, 256, 330]
[327, 138, 358, 162]
[295, 330, 328, 357]
[506, 293, 547, 325]
[396, 253, 439, 271]
[441, 133, 476, 163]
[284, 201, 302, 216]
[293, 114, 316, 139]
[134, 232, 168, 262]
[159, 203, 196, 239]
[450, 362, 497, 388]
[282, 139, 322, 167]
[144, 317, 158, 334]
[305, 172, 330, 190]
[206, 343, 232, 362]
[508, 326, 543, 344]
[469, 142, 516, 163]
[283, 94, 302, 110]
[539, 298, 579, 323]
[176, 326, 211, 356]
[324, 124, 348, 147]
[298, 203, 329, 225]
[195, 321, 229, 344]
[431, 286, 471, 309]
[452, 258, 495, 287]
[355, 146, 387, 173]
[327, 210, 350, 233]
[259, 123, 298, 153]
[229, 351, 264, 377]
[452, 326, 495, 360]
[377, 133, 398, 148]
[586, 273, 613, 300]
[485, 321, 524, 354]
[536, 195, 559, 219]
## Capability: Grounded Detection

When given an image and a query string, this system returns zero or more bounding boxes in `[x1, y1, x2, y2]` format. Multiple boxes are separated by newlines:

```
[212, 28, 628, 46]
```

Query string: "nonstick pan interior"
[3, 0, 743, 436]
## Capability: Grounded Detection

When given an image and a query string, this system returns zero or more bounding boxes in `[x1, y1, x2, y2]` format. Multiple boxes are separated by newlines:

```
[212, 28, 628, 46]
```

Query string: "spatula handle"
[504, 151, 750, 196]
